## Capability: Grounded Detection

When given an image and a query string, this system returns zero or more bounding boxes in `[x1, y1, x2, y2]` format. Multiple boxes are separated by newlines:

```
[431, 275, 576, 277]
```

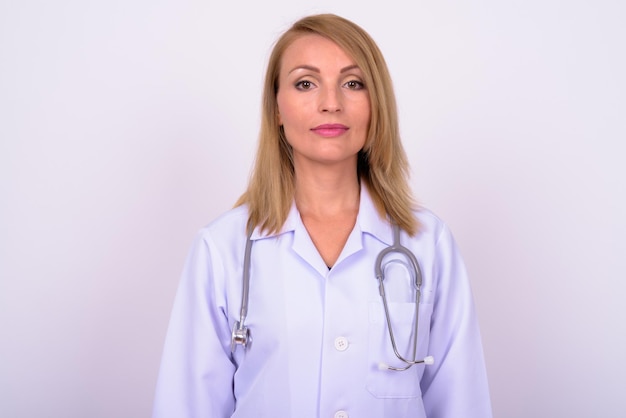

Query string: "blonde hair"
[236, 14, 418, 235]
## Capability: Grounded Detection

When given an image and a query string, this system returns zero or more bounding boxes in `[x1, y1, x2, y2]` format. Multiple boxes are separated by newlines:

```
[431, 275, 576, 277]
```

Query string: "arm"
[152, 231, 236, 418]
[420, 224, 492, 418]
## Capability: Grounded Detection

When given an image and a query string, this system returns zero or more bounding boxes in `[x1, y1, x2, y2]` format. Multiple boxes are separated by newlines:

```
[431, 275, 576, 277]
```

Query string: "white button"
[334, 336, 349, 351]
[334, 411, 348, 418]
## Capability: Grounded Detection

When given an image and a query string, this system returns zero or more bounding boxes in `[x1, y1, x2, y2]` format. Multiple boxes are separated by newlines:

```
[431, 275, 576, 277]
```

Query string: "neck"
[293, 160, 360, 218]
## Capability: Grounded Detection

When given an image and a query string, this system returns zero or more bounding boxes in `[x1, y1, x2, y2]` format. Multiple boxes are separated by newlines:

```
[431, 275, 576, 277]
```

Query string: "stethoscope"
[231, 224, 434, 371]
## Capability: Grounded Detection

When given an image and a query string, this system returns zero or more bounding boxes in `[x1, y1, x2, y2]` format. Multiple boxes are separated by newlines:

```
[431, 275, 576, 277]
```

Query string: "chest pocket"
[366, 300, 434, 398]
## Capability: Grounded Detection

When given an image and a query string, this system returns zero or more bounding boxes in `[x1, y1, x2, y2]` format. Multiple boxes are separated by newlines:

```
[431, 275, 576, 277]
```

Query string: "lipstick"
[311, 124, 349, 138]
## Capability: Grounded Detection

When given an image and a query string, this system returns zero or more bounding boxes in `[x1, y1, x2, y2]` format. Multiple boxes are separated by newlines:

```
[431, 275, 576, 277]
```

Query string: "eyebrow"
[288, 64, 361, 74]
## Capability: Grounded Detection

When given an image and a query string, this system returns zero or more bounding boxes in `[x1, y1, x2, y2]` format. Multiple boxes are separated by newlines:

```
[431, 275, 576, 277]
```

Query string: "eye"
[295, 80, 315, 90]
[344, 80, 365, 90]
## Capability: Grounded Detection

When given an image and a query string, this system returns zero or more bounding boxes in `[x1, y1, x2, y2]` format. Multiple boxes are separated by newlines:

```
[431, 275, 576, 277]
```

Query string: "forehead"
[279, 34, 358, 72]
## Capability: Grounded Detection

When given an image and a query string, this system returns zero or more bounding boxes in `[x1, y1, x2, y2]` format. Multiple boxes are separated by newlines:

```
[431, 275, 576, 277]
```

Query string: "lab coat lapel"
[332, 223, 363, 267]
[291, 208, 329, 277]
[357, 185, 394, 247]
[249, 203, 328, 275]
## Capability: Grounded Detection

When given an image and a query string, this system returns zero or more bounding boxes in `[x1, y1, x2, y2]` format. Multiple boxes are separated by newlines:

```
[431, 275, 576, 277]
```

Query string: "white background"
[1, 0, 625, 417]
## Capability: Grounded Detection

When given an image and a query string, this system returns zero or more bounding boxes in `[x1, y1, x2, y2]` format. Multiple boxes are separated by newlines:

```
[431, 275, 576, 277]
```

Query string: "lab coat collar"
[248, 184, 393, 246]
[248, 203, 299, 241]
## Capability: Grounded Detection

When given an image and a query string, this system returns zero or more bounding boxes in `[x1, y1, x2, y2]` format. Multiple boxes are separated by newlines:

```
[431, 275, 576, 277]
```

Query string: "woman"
[153, 13, 492, 418]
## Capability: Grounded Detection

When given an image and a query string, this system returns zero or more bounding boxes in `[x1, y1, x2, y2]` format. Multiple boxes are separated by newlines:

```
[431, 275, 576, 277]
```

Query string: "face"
[276, 34, 371, 170]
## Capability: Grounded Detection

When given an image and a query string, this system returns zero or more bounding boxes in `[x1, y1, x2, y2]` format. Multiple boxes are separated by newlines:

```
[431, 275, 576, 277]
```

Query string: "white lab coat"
[152, 187, 492, 417]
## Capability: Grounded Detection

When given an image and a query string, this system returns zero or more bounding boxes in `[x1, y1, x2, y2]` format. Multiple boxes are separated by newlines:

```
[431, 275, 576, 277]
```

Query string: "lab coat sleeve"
[152, 230, 236, 418]
[420, 224, 492, 418]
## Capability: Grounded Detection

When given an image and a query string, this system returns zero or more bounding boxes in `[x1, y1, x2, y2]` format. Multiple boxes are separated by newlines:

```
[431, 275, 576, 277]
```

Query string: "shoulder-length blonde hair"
[236, 13, 418, 235]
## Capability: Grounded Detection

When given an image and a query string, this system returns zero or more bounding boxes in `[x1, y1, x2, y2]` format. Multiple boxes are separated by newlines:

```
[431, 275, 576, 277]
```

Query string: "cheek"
[358, 103, 372, 129]
[350, 94, 371, 124]
[363, 98, 372, 120]
[276, 99, 300, 129]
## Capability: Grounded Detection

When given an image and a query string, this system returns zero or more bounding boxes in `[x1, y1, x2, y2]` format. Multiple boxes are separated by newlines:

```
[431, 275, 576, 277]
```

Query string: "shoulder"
[411, 206, 465, 272]
[181, 206, 251, 274]
[413, 206, 449, 243]
[194, 205, 249, 247]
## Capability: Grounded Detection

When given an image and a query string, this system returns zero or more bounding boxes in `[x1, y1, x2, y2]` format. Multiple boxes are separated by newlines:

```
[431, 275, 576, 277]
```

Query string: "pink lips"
[311, 123, 349, 137]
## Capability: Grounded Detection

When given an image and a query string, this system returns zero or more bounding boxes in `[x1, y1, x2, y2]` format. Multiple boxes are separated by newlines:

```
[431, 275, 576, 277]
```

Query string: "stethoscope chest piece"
[231, 321, 250, 352]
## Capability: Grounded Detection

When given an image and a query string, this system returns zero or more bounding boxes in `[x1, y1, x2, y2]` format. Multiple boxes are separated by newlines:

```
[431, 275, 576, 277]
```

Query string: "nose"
[318, 85, 342, 113]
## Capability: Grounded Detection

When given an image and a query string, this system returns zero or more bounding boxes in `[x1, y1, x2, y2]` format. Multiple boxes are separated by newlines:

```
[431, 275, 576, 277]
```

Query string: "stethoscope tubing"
[231, 229, 254, 352]
[232, 223, 430, 370]
[375, 224, 424, 370]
